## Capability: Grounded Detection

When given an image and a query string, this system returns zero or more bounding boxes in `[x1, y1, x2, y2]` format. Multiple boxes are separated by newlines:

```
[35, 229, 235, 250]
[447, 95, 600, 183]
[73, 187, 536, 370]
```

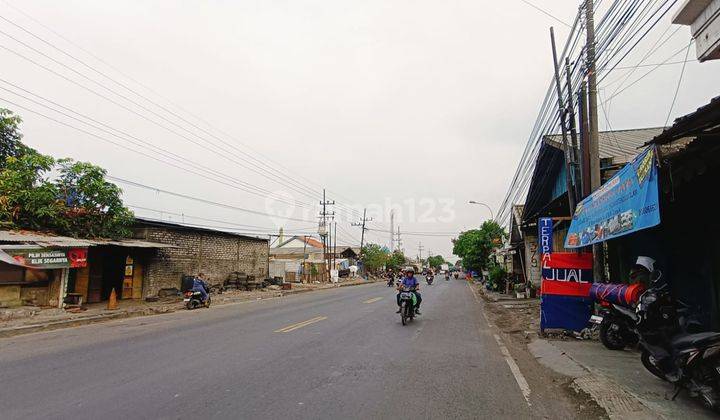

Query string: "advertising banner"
[538, 217, 553, 255]
[565, 146, 660, 248]
[0, 247, 88, 269]
[540, 252, 593, 332]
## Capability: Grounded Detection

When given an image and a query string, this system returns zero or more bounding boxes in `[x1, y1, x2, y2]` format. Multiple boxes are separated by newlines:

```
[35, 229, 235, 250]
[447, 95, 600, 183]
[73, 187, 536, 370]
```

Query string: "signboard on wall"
[565, 146, 660, 248]
[0, 247, 88, 269]
[540, 252, 593, 332]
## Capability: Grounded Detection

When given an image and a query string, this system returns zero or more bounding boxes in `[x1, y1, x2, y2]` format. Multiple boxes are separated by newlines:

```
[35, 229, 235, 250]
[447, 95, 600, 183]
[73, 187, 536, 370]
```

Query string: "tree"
[55, 159, 135, 238]
[0, 152, 60, 231]
[386, 250, 407, 270]
[452, 220, 507, 273]
[360, 243, 388, 273]
[0, 109, 134, 238]
[427, 255, 446, 269]
[0, 109, 34, 170]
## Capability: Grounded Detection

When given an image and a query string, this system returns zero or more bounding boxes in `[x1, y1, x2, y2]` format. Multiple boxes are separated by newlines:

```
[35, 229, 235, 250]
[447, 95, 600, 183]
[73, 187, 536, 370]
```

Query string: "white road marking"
[493, 333, 532, 406]
[466, 282, 532, 406]
[363, 297, 383, 304]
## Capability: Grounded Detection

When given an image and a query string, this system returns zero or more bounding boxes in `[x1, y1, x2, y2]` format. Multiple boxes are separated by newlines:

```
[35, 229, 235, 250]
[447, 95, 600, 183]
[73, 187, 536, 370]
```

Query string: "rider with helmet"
[396, 268, 422, 315]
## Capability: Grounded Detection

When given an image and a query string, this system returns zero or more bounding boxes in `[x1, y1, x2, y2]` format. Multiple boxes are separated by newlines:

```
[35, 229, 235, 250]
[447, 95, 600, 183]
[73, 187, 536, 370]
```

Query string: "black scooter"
[426, 275, 434, 285]
[590, 300, 639, 350]
[635, 272, 720, 411]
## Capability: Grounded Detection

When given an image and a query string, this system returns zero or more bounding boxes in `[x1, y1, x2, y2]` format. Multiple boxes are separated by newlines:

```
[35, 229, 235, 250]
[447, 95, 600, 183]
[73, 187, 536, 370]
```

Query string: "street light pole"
[468, 201, 495, 222]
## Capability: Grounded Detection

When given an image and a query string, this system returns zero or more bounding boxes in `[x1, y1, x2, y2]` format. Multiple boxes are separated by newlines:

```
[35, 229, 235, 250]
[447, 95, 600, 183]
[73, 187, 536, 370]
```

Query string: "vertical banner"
[538, 217, 553, 255]
[540, 252, 593, 332]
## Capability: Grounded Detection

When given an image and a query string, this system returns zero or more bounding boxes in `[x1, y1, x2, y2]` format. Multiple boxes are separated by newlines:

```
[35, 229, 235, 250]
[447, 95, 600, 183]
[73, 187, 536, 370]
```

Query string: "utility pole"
[417, 243, 424, 262]
[352, 208, 372, 257]
[565, 56, 580, 201]
[394, 227, 403, 253]
[585, 0, 605, 281]
[319, 188, 334, 282]
[389, 210, 395, 252]
[579, 84, 591, 198]
[550, 26, 576, 214]
[332, 221, 337, 276]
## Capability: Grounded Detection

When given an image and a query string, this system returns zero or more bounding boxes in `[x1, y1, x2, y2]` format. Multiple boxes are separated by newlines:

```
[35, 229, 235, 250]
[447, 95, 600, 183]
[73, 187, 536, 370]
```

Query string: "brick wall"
[134, 226, 268, 297]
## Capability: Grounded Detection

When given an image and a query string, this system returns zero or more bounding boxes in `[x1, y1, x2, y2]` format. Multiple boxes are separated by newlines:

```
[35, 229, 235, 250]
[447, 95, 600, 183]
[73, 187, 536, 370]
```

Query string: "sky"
[1, 0, 718, 261]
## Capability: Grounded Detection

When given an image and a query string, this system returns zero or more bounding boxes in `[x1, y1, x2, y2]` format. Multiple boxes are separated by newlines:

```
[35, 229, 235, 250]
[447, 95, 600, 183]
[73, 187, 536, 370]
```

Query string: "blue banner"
[538, 217, 553, 254]
[565, 146, 660, 248]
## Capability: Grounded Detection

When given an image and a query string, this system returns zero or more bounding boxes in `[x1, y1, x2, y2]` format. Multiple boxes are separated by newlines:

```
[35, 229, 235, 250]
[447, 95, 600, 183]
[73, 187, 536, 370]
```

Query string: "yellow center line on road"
[274, 316, 327, 333]
[363, 297, 383, 304]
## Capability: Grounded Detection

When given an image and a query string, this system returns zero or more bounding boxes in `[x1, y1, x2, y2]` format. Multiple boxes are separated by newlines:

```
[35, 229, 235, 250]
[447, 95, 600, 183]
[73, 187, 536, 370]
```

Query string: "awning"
[0, 230, 176, 249]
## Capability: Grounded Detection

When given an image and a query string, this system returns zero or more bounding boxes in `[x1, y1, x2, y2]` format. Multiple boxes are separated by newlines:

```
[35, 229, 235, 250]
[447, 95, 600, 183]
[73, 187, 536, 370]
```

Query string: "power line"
[664, 42, 692, 126]
[107, 175, 318, 223]
[0, 6, 373, 223]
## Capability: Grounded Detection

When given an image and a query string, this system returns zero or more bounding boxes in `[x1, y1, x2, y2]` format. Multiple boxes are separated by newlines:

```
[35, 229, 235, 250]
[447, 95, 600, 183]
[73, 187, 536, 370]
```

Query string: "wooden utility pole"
[585, 0, 605, 281]
[579, 84, 591, 197]
[550, 26, 576, 214]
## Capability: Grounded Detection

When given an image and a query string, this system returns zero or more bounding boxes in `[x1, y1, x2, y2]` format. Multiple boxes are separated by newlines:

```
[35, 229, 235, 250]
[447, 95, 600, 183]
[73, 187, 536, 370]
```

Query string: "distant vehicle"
[441, 263, 449, 272]
[184, 290, 211, 310]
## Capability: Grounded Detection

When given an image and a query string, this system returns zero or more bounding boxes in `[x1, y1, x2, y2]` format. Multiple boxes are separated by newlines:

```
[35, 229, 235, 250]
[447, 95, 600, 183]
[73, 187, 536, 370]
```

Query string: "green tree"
[0, 109, 34, 170]
[0, 152, 60, 230]
[452, 220, 507, 273]
[386, 250, 407, 270]
[426, 255, 446, 269]
[360, 243, 388, 273]
[55, 159, 135, 238]
[0, 109, 134, 238]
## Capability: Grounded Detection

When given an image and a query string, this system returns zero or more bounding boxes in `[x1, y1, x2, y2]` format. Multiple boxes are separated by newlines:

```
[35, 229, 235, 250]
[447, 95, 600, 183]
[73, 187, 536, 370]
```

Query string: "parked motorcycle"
[183, 290, 211, 310]
[635, 271, 720, 411]
[398, 286, 417, 326]
[590, 300, 639, 350]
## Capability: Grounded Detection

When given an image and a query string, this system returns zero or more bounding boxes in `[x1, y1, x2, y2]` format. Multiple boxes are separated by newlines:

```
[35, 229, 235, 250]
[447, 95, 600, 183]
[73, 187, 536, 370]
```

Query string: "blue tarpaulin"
[565, 146, 660, 248]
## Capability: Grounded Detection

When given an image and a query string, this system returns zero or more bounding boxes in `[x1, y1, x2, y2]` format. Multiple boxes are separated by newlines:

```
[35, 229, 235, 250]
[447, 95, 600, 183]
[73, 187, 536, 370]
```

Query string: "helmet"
[635, 256, 655, 272]
[404, 267, 414, 274]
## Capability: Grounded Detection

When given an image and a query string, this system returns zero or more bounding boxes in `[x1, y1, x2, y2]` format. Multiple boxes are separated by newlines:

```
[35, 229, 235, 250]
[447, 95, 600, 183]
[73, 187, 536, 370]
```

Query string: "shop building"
[0, 230, 171, 308]
[132, 218, 269, 297]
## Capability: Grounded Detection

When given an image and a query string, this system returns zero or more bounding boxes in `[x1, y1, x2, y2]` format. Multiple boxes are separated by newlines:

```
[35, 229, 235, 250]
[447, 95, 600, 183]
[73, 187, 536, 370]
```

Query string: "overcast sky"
[1, 0, 718, 260]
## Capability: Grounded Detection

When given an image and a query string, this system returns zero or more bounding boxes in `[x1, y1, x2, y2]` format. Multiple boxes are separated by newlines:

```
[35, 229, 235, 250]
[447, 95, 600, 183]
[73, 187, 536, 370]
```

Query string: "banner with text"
[565, 146, 660, 248]
[0, 247, 88, 269]
[540, 252, 593, 332]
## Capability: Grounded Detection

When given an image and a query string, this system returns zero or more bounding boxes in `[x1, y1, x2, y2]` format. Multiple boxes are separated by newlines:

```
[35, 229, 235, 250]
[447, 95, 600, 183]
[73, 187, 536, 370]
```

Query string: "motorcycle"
[426, 275, 434, 285]
[453, 272, 459, 279]
[590, 300, 639, 350]
[183, 290, 211, 310]
[635, 271, 720, 411]
[398, 286, 417, 326]
[445, 272, 450, 281]
[387, 276, 395, 287]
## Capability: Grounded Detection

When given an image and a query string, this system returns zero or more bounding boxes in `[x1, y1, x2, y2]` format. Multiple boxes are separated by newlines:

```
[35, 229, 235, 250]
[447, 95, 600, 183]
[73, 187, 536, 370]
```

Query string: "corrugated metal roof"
[0, 230, 175, 248]
[545, 127, 666, 162]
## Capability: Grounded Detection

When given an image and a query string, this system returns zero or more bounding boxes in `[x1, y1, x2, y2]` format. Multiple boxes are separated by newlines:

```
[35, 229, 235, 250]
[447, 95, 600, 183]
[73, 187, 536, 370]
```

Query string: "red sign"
[68, 248, 88, 268]
[540, 252, 593, 298]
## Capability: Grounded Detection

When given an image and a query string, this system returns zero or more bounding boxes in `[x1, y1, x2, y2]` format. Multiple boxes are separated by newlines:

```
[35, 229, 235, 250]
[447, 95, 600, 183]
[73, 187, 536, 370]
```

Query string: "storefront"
[0, 230, 171, 308]
[0, 245, 88, 308]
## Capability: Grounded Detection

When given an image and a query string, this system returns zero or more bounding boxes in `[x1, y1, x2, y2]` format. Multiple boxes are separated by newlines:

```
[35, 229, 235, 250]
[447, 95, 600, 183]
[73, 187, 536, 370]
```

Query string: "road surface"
[0, 278, 582, 419]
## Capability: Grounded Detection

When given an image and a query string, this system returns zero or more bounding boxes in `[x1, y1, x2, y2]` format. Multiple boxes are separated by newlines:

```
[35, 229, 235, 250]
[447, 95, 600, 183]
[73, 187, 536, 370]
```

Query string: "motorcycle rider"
[192, 272, 210, 303]
[396, 268, 422, 315]
[387, 268, 396, 287]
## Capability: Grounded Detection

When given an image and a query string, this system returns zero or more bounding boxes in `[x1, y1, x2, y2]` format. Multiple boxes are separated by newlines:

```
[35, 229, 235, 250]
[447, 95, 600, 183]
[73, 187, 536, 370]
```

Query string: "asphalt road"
[0, 278, 555, 419]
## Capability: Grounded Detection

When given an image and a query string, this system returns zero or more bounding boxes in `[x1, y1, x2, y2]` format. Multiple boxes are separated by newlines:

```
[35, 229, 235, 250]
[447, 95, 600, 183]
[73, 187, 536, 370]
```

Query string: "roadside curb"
[0, 278, 382, 339]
